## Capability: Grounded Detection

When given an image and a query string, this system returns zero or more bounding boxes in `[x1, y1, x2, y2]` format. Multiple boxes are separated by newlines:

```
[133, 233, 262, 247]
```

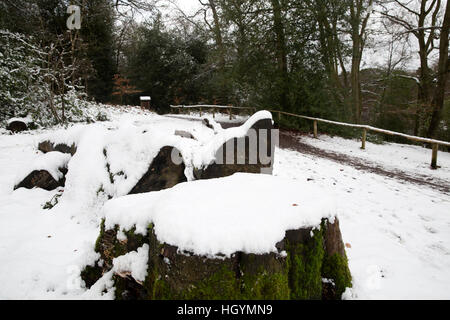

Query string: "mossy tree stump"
[82, 217, 351, 300]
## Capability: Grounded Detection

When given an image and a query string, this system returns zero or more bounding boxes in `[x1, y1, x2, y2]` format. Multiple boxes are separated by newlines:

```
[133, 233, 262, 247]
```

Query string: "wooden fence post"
[361, 128, 367, 150]
[229, 108, 232, 120]
[199, 107, 202, 117]
[431, 143, 438, 169]
[213, 108, 215, 119]
[313, 120, 318, 138]
[278, 112, 281, 122]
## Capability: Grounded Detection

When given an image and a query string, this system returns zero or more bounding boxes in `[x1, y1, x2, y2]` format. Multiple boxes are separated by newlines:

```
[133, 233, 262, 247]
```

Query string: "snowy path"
[280, 131, 450, 194]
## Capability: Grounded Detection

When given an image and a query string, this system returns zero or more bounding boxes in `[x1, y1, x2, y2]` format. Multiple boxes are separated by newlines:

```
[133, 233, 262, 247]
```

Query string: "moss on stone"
[286, 228, 325, 300]
[322, 253, 352, 299]
[152, 266, 240, 300]
[94, 218, 352, 301]
[80, 264, 103, 289]
[241, 269, 290, 300]
[94, 219, 105, 253]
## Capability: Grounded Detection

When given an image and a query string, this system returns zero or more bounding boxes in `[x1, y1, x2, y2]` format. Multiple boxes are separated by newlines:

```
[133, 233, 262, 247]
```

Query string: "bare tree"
[378, 0, 445, 136]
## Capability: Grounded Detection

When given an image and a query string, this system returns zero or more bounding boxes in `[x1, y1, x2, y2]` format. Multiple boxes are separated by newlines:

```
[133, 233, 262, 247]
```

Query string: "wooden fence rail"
[170, 105, 450, 169]
[270, 110, 450, 169]
[170, 105, 255, 120]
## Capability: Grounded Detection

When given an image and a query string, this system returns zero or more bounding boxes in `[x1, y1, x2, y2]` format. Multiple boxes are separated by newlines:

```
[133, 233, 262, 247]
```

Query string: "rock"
[128, 146, 187, 195]
[14, 168, 67, 191]
[174, 130, 196, 140]
[202, 119, 213, 129]
[7, 121, 28, 133]
[196, 118, 275, 179]
[38, 141, 77, 156]
[202, 118, 214, 130]
[83, 217, 352, 300]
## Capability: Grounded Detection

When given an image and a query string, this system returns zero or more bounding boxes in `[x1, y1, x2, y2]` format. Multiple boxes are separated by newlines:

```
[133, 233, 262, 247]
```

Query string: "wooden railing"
[170, 105, 450, 169]
[170, 105, 256, 120]
[269, 110, 450, 169]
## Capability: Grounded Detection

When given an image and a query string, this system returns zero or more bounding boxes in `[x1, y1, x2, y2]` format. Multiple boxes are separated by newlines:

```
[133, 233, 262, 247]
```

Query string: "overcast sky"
[167, 0, 201, 16]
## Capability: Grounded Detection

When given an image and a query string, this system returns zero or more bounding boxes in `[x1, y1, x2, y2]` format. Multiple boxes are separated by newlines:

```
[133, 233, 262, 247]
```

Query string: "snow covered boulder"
[6, 116, 37, 132]
[129, 146, 187, 195]
[82, 174, 351, 300]
[7, 120, 28, 133]
[38, 140, 77, 156]
[14, 152, 71, 191]
[195, 113, 276, 179]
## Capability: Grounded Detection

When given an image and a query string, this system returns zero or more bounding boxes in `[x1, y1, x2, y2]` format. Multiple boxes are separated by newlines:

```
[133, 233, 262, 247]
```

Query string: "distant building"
[140, 96, 151, 110]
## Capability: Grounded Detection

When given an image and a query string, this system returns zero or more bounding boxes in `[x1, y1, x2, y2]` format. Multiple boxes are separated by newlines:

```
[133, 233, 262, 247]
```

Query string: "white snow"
[7, 116, 34, 125]
[110, 244, 149, 282]
[80, 244, 149, 300]
[302, 134, 450, 181]
[103, 173, 335, 257]
[14, 151, 71, 186]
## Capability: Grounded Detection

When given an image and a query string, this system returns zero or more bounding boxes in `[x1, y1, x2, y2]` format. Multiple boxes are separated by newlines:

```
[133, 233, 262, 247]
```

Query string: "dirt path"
[279, 129, 450, 194]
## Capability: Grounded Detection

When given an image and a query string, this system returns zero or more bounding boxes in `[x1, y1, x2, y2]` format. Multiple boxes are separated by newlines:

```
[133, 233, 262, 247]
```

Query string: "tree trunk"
[270, 0, 290, 112]
[349, 0, 373, 124]
[351, 53, 362, 123]
[209, 0, 225, 69]
[427, 0, 450, 138]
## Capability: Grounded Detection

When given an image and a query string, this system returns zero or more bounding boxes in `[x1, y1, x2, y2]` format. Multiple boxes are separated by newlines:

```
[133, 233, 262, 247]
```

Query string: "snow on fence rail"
[171, 105, 449, 169]
[170, 105, 256, 120]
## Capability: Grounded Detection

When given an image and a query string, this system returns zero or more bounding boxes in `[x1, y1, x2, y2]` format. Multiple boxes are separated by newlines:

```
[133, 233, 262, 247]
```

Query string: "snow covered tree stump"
[82, 174, 352, 300]
[195, 117, 276, 179]
[14, 152, 71, 191]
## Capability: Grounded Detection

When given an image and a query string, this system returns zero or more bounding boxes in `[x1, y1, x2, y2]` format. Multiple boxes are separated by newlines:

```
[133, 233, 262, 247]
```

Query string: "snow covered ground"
[303, 134, 450, 182]
[0, 107, 449, 299]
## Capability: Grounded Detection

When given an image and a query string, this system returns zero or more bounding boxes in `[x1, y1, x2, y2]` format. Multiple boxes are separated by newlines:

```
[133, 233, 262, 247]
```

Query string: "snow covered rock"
[6, 117, 35, 133]
[38, 140, 77, 156]
[14, 170, 66, 191]
[82, 174, 351, 300]
[195, 117, 276, 179]
[174, 130, 196, 140]
[7, 121, 28, 133]
[129, 146, 187, 194]
[14, 152, 71, 191]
